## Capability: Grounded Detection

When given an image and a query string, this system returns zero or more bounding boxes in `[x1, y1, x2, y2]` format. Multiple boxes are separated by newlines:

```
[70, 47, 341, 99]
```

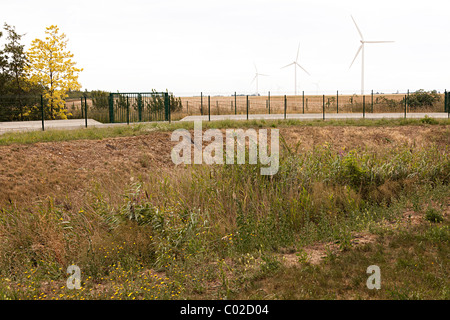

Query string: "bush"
[404, 90, 440, 109]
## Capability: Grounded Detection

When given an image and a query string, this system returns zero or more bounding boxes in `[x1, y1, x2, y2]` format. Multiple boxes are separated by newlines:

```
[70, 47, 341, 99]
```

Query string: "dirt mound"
[0, 125, 448, 208]
[0, 132, 176, 207]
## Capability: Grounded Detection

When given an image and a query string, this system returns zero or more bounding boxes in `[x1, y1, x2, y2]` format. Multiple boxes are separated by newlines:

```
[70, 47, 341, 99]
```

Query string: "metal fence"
[174, 90, 450, 120]
[0, 95, 43, 122]
[108, 92, 170, 124]
[0, 90, 448, 130]
[0, 92, 171, 130]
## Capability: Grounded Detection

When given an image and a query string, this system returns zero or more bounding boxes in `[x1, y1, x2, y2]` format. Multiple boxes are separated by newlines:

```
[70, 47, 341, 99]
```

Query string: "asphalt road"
[0, 119, 106, 134]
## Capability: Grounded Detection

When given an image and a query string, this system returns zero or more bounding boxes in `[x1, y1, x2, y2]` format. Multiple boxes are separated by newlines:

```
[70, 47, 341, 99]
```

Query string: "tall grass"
[0, 136, 448, 299]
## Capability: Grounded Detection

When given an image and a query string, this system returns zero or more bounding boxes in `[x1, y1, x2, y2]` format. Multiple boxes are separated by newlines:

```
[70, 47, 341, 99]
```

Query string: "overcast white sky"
[1, 0, 449, 96]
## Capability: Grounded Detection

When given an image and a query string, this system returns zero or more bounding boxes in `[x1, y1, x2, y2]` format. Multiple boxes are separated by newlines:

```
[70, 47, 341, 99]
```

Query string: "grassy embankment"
[0, 118, 448, 300]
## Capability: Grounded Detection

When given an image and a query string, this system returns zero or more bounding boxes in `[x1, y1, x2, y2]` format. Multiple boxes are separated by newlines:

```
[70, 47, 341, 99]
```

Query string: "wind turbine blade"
[281, 62, 295, 69]
[295, 63, 310, 76]
[349, 44, 363, 69]
[363, 40, 395, 43]
[251, 75, 257, 84]
[296, 42, 300, 63]
[258, 73, 269, 76]
[254, 62, 258, 73]
[351, 15, 364, 41]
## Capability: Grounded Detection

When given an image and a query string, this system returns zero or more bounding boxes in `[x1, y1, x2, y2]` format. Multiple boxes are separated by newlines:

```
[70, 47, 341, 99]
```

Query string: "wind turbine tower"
[251, 63, 268, 95]
[349, 15, 394, 95]
[281, 43, 310, 96]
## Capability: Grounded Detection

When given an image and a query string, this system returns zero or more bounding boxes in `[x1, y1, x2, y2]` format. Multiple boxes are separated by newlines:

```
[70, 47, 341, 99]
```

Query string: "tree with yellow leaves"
[26, 25, 83, 119]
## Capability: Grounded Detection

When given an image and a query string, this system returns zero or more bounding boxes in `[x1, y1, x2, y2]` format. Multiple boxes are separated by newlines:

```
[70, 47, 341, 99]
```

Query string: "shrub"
[404, 89, 440, 109]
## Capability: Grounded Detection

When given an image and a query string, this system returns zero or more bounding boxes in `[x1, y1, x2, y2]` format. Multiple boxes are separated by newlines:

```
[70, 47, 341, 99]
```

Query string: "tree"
[0, 27, 8, 94]
[26, 25, 83, 119]
[0, 23, 42, 121]
[3, 23, 29, 95]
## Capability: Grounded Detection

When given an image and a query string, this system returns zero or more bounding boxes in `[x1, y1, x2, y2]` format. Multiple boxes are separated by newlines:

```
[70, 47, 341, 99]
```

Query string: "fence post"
[371, 90, 374, 113]
[187, 101, 189, 115]
[41, 95, 45, 131]
[80, 97, 84, 118]
[108, 93, 114, 123]
[246, 95, 249, 120]
[268, 91, 271, 114]
[336, 90, 339, 114]
[302, 91, 305, 114]
[445, 90, 447, 114]
[84, 96, 88, 128]
[444, 89, 448, 114]
[284, 95, 287, 119]
[200, 92, 203, 116]
[445, 90, 450, 119]
[234, 92, 237, 115]
[404, 95, 407, 119]
[323, 95, 325, 120]
[363, 95, 365, 119]
[168, 93, 171, 123]
[138, 93, 142, 122]
[208, 95, 211, 121]
[163, 92, 170, 123]
[407, 89, 409, 114]
[126, 96, 130, 125]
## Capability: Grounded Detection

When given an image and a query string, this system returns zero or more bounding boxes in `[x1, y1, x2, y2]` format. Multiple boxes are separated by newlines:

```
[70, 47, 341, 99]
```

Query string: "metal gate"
[108, 92, 170, 123]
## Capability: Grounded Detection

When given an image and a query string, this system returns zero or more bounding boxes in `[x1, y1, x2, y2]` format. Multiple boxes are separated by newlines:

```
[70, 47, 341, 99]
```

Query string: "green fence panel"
[108, 92, 170, 124]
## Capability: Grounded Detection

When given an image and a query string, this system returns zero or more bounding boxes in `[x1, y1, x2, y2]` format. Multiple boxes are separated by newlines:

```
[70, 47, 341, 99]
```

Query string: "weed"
[424, 207, 444, 223]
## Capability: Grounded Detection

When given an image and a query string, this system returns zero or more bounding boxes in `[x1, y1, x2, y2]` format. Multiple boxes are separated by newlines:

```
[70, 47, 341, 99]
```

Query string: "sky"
[1, 0, 449, 96]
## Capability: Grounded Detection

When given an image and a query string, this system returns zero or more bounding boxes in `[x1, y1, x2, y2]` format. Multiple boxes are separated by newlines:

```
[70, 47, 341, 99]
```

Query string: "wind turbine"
[312, 80, 321, 95]
[281, 43, 310, 96]
[349, 15, 394, 95]
[251, 63, 268, 95]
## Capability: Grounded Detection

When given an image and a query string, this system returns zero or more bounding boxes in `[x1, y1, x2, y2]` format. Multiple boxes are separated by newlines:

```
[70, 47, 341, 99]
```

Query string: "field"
[172, 93, 446, 120]
[0, 118, 448, 300]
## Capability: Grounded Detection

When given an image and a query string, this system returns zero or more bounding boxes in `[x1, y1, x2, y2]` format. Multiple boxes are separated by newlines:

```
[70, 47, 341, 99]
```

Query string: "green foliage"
[1, 23, 29, 94]
[420, 115, 438, 125]
[375, 96, 400, 109]
[339, 150, 369, 189]
[405, 89, 441, 109]
[0, 23, 42, 121]
[145, 89, 182, 113]
[424, 207, 444, 223]
[90, 90, 109, 109]
[169, 91, 182, 113]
